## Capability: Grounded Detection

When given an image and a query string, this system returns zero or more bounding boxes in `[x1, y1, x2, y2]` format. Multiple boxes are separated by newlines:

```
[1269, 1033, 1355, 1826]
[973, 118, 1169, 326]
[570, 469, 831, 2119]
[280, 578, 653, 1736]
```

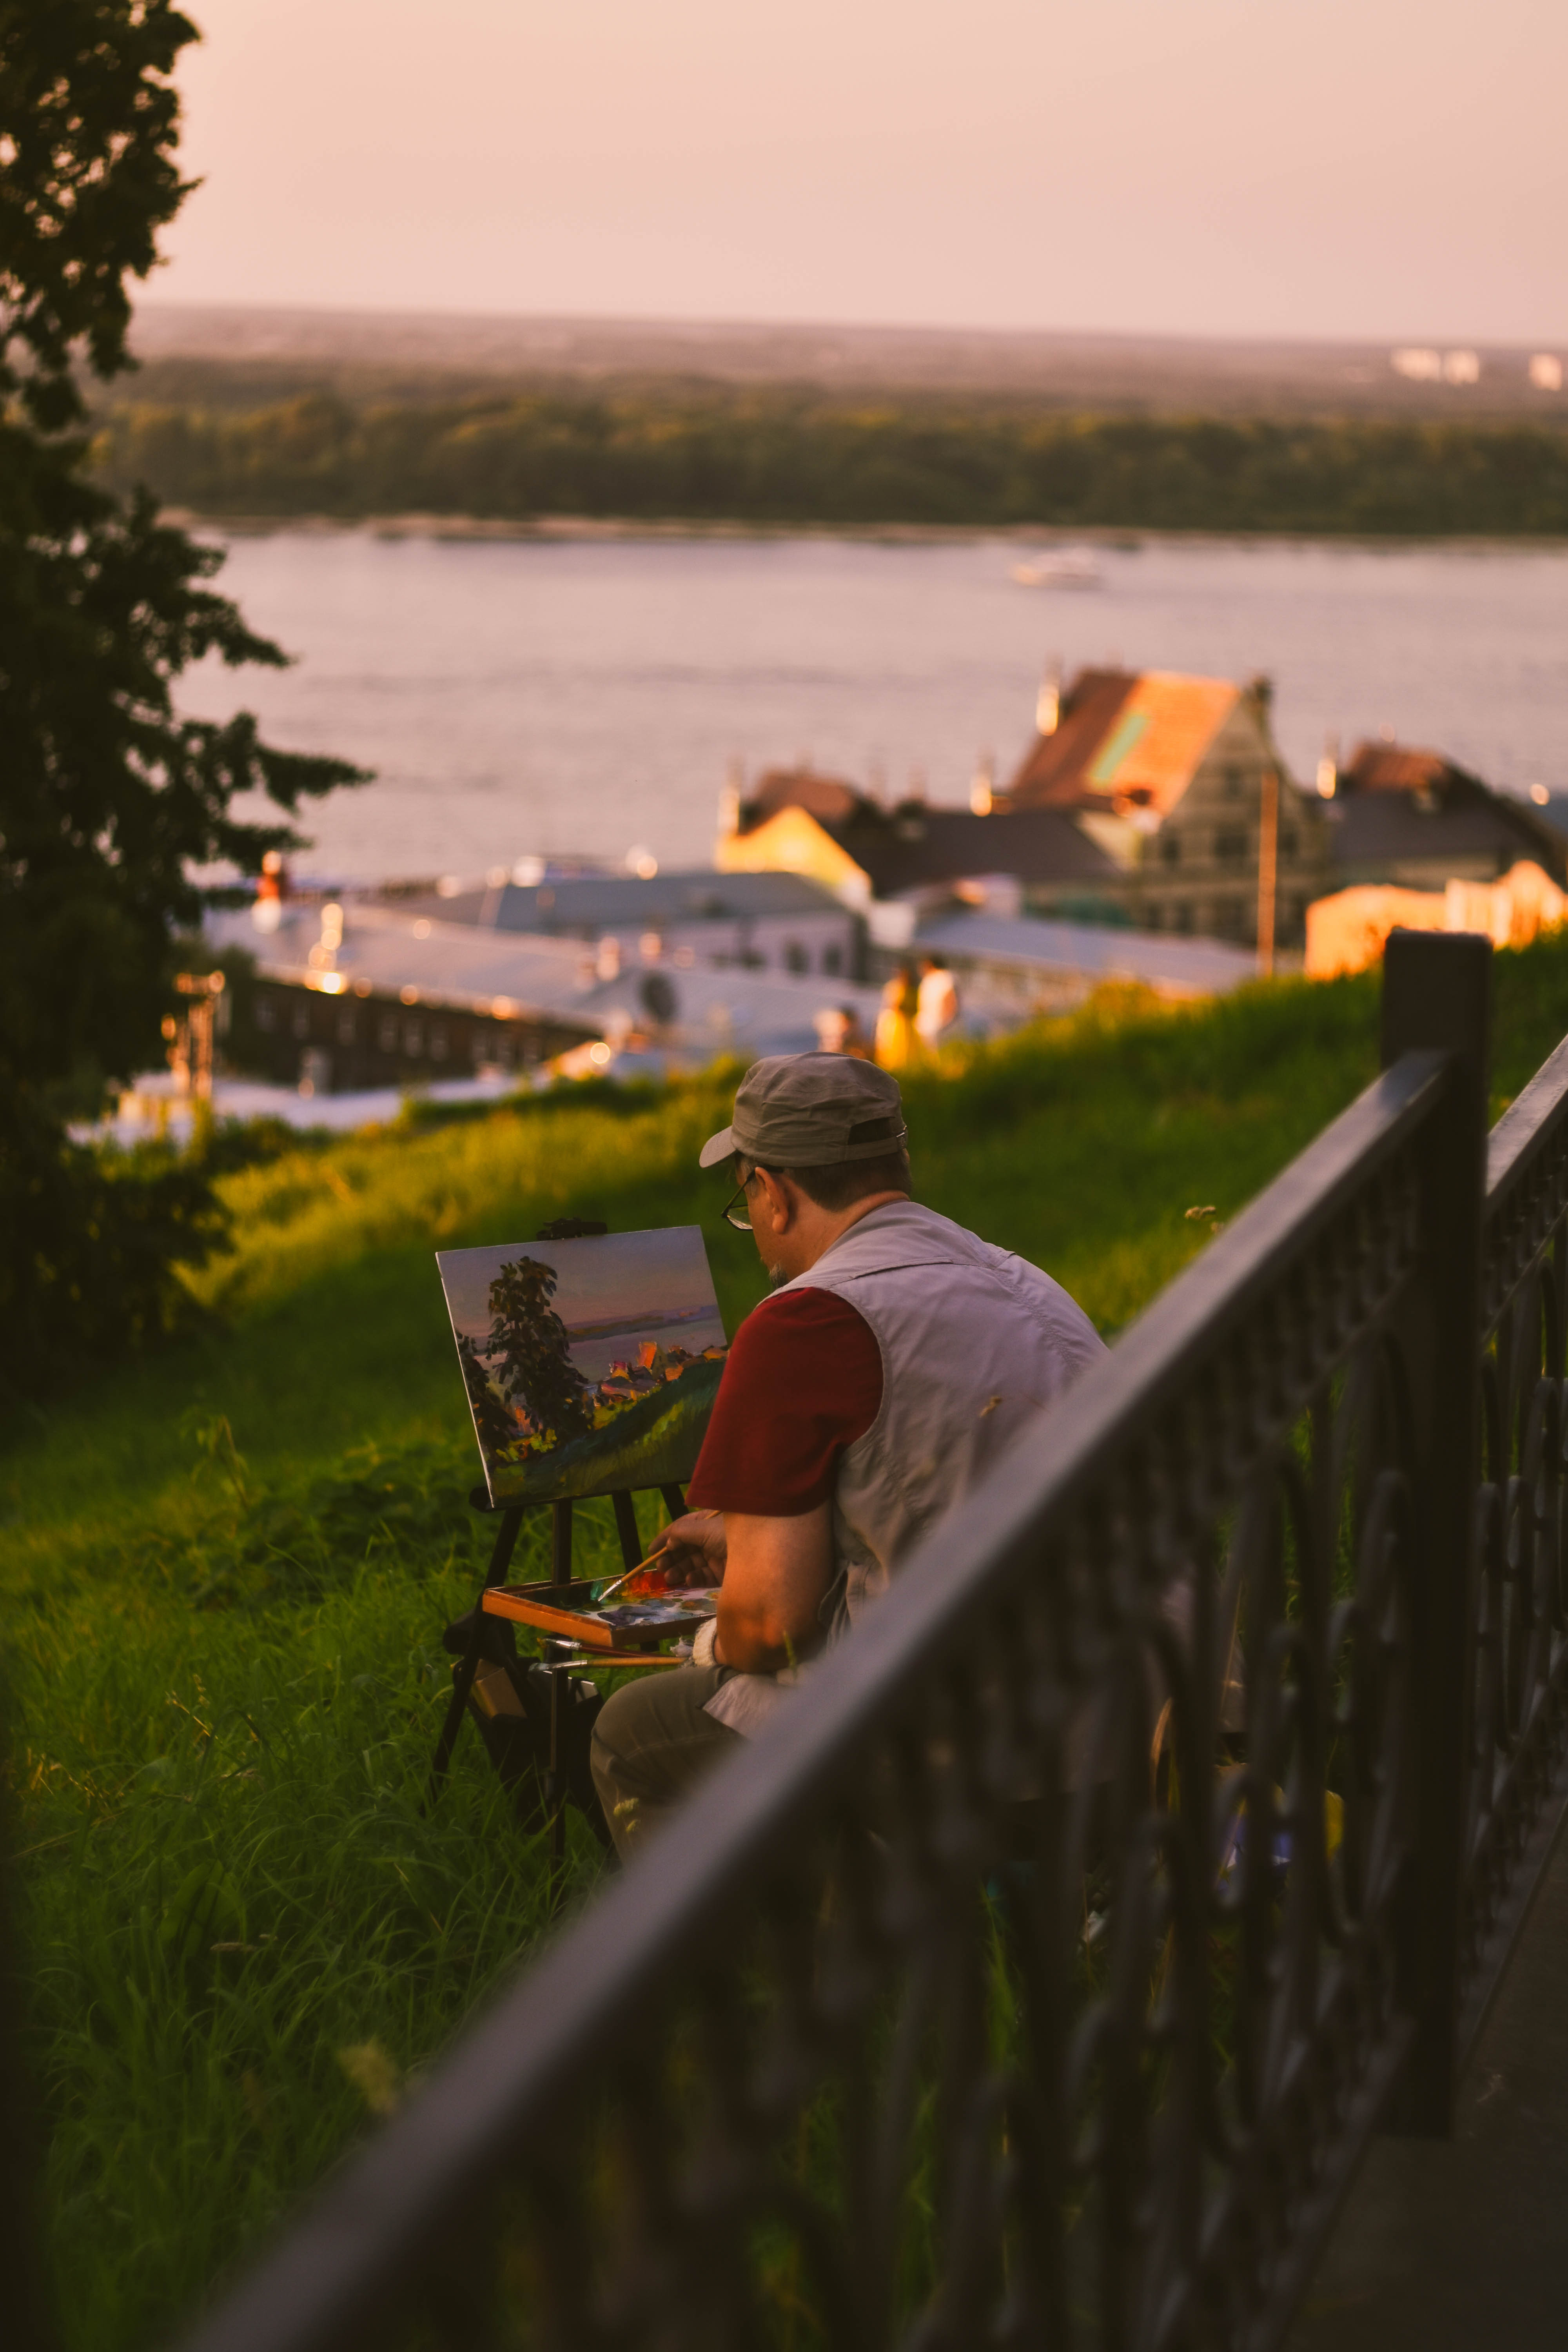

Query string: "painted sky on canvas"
[155, 0, 1565, 343]
[437, 1229, 726, 1383]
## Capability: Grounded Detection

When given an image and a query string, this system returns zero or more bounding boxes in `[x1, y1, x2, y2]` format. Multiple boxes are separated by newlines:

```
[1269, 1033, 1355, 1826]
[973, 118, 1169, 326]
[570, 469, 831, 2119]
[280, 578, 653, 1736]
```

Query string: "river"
[179, 529, 1568, 884]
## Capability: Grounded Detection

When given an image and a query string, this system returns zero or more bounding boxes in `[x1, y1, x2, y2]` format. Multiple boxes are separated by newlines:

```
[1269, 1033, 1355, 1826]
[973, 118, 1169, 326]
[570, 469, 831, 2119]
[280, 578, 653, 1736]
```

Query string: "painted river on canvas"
[179, 530, 1568, 886]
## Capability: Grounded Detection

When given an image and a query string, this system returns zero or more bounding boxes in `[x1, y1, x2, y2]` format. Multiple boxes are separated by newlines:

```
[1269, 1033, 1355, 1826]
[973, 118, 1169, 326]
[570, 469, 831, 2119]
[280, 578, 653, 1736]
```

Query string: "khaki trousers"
[589, 1664, 743, 1858]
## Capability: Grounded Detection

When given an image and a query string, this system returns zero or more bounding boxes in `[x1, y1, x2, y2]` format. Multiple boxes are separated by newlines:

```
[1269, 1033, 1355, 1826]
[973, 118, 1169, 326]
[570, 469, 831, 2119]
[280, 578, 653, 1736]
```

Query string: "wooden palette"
[481, 1580, 717, 1653]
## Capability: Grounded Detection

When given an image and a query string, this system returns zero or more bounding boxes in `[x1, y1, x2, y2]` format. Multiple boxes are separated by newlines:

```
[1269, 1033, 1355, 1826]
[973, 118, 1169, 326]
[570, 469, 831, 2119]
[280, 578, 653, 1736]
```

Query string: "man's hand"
[645, 1511, 727, 1588]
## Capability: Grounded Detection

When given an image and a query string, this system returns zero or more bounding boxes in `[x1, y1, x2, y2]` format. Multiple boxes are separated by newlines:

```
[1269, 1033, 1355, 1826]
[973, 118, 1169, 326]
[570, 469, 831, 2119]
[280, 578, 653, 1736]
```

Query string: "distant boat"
[1009, 547, 1102, 590]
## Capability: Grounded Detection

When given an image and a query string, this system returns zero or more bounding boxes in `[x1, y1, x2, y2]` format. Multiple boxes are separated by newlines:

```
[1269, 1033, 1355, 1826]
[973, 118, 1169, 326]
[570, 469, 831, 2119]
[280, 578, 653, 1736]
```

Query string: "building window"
[430, 1024, 448, 1061]
[1174, 902, 1194, 933]
[1215, 829, 1248, 863]
[379, 1014, 398, 1052]
[405, 1020, 423, 1055]
[822, 942, 843, 976]
[494, 1034, 515, 1069]
[292, 1002, 310, 1039]
[783, 939, 808, 975]
[1223, 768, 1246, 800]
[337, 1010, 356, 1045]
[256, 998, 275, 1032]
[1279, 829, 1299, 859]
[1160, 834, 1181, 866]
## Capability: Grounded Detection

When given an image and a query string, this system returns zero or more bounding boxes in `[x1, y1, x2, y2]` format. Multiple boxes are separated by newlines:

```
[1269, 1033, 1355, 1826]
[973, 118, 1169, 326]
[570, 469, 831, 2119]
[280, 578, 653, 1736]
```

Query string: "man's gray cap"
[699, 1053, 907, 1171]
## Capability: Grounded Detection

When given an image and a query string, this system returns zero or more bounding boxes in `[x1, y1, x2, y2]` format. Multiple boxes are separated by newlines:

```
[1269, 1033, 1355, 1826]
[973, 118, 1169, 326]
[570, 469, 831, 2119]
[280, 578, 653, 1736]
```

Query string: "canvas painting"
[436, 1227, 729, 1505]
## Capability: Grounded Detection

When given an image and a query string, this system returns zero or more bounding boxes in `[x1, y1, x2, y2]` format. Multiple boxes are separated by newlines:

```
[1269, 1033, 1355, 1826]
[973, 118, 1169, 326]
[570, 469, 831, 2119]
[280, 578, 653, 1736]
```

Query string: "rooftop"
[1327, 742, 1568, 884]
[206, 900, 600, 1024]
[916, 909, 1260, 998]
[834, 804, 1118, 895]
[728, 784, 1120, 897]
[1340, 740, 1484, 796]
[1005, 668, 1244, 814]
[743, 767, 869, 832]
[396, 868, 848, 934]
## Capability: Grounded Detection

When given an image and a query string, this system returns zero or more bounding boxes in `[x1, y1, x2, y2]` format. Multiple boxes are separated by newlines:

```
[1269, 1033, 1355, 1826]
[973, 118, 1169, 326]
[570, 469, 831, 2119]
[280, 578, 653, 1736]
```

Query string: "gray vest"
[704, 1200, 1107, 1735]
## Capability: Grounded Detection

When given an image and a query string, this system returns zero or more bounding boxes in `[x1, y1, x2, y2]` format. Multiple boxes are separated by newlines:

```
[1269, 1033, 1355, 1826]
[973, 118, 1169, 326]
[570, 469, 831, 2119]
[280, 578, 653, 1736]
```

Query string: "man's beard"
[766, 1260, 789, 1289]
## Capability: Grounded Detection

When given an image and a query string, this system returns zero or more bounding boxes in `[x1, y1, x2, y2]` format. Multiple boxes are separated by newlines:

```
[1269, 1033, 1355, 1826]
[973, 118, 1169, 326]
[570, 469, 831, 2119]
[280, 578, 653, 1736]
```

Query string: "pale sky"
[156, 0, 1565, 343]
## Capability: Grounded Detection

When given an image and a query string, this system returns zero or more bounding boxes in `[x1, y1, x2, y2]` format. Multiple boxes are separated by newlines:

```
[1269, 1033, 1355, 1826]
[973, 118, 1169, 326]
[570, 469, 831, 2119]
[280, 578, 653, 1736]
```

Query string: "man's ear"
[756, 1167, 794, 1230]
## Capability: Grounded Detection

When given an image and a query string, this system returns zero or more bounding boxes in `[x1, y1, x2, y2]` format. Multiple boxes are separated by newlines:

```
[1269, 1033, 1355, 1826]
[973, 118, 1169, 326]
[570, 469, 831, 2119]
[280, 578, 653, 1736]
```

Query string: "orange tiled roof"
[1007, 668, 1240, 816]
[1005, 669, 1135, 806]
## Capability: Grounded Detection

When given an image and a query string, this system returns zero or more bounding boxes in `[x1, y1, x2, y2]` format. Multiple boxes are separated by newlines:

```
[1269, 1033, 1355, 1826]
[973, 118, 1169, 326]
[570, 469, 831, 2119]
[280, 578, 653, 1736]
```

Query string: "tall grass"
[7, 949, 1567, 2349]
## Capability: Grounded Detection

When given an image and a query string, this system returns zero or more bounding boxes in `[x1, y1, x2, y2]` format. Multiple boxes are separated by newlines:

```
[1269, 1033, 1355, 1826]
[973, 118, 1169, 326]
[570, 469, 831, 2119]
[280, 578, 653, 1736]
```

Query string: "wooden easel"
[427, 1479, 690, 1902]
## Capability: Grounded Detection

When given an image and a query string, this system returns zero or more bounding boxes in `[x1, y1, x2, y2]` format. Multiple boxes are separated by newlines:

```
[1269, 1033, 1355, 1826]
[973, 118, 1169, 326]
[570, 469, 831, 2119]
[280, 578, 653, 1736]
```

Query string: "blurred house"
[1317, 740, 1568, 891]
[718, 772, 1121, 942]
[720, 668, 1328, 953]
[1306, 861, 1568, 980]
[999, 667, 1329, 948]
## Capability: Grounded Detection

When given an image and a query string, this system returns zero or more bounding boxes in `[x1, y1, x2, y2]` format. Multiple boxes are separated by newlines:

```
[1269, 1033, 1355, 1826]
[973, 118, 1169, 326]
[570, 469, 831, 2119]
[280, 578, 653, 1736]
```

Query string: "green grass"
[8, 949, 1568, 2352]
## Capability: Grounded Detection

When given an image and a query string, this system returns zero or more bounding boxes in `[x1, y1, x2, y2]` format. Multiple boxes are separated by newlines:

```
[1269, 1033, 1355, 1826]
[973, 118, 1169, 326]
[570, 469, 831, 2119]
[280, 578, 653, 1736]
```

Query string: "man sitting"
[589, 1053, 1106, 1854]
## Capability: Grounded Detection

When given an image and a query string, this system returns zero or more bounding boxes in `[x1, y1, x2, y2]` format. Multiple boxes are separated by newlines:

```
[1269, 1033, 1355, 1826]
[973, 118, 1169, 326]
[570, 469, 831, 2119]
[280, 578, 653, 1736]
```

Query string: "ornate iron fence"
[171, 931, 1568, 2352]
[1462, 1029, 1568, 2061]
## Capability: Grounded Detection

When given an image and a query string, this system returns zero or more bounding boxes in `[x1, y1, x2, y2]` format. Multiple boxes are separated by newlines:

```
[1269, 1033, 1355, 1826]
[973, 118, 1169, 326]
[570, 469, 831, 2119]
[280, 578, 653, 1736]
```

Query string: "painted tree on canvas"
[484, 1258, 594, 1445]
[456, 1332, 519, 1458]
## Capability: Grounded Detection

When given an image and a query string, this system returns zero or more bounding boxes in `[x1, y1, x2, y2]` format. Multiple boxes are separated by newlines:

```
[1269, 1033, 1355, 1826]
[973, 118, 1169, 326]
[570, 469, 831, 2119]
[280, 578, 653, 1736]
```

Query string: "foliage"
[93, 375, 1568, 535]
[0, 0, 194, 434]
[0, 1099, 230, 1412]
[9, 944, 1568, 2347]
[0, 0, 364, 1403]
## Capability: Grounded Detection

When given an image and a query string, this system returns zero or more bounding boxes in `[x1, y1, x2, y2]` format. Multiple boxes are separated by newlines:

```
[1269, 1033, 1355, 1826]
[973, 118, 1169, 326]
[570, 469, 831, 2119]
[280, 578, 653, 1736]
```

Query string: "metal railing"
[172, 930, 1568, 2352]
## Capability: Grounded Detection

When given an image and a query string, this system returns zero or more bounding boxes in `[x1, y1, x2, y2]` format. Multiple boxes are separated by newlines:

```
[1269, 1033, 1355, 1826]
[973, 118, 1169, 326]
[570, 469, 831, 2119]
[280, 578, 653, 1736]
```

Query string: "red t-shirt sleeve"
[686, 1289, 883, 1517]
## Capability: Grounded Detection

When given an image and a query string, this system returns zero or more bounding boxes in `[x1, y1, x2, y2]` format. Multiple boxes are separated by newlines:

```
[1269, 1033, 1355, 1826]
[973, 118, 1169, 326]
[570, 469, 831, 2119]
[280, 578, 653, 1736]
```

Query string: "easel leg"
[611, 1488, 641, 1572]
[426, 1505, 525, 1806]
[552, 1500, 573, 1583]
[660, 1484, 688, 1519]
[547, 1663, 566, 1909]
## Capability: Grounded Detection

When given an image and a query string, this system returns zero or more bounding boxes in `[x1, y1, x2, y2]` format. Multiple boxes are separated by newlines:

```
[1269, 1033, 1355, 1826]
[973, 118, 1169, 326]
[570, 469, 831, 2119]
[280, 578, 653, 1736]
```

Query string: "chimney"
[1036, 658, 1062, 737]
[717, 756, 743, 838]
[1316, 735, 1339, 800]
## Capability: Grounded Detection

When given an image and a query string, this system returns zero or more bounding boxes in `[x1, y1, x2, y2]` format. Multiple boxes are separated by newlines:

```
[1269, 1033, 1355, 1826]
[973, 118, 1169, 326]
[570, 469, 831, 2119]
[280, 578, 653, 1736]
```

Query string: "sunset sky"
[154, 0, 1565, 344]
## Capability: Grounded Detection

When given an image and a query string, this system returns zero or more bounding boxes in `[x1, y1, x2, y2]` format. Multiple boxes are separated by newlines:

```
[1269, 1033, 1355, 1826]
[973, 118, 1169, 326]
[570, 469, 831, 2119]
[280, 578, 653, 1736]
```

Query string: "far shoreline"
[161, 508, 1568, 555]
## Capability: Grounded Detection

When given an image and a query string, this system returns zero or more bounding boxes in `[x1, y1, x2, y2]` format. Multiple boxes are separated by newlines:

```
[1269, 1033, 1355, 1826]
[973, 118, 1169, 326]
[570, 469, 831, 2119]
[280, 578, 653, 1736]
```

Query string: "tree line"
[93, 387, 1568, 535]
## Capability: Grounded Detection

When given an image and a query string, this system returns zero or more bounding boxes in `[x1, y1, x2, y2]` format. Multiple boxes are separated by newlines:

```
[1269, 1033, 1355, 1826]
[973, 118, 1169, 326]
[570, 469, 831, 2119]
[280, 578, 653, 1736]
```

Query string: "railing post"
[1380, 927, 1491, 2131]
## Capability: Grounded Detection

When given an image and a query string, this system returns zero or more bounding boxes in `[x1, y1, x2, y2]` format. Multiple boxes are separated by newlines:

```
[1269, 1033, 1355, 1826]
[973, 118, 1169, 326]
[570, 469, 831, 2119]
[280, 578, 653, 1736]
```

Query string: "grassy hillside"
[92, 383, 1568, 537]
[9, 949, 1568, 2350]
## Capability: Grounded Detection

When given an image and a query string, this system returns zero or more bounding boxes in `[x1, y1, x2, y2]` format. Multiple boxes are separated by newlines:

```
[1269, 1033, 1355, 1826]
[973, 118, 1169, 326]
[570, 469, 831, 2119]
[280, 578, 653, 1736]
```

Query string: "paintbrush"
[594, 1510, 720, 1603]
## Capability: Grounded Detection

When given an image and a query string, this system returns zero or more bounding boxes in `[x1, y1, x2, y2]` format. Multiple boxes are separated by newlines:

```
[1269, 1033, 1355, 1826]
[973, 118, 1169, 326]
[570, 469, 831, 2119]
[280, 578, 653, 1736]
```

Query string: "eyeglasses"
[721, 1165, 758, 1231]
